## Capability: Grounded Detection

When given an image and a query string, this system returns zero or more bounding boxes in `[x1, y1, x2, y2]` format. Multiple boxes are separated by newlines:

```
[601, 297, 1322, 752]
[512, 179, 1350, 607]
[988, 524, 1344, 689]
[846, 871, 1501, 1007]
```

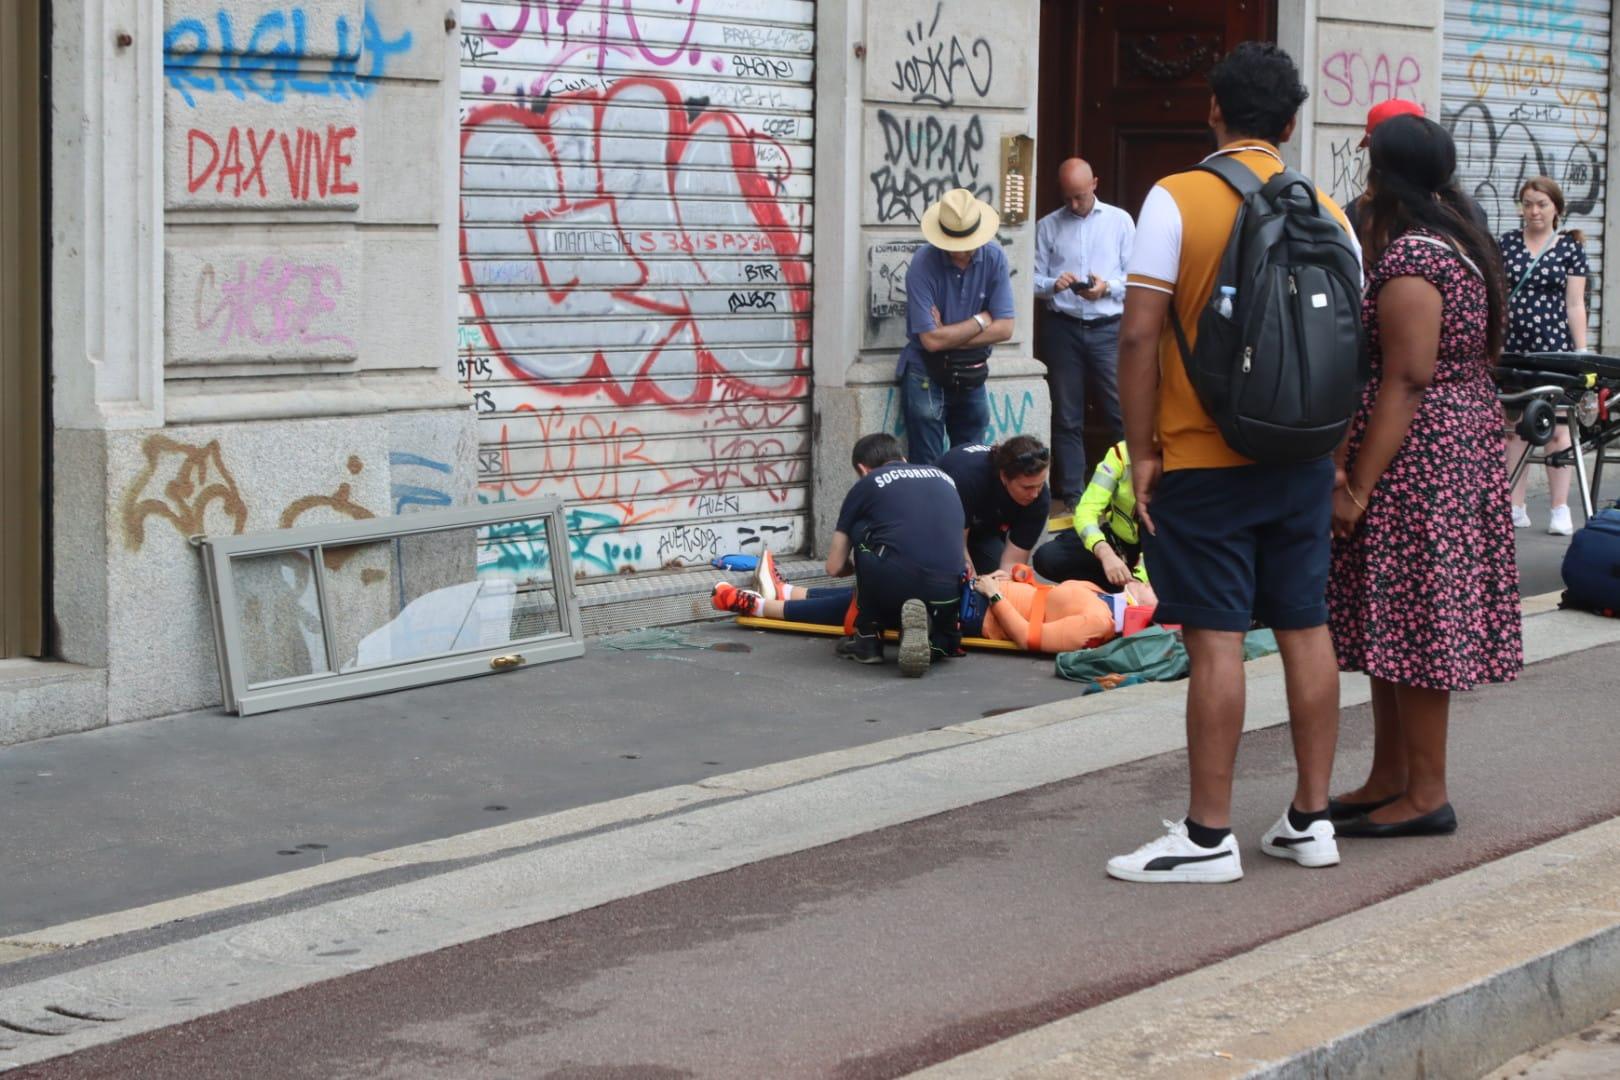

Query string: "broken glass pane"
[323, 520, 564, 672]
[229, 548, 331, 687]
[198, 495, 582, 715]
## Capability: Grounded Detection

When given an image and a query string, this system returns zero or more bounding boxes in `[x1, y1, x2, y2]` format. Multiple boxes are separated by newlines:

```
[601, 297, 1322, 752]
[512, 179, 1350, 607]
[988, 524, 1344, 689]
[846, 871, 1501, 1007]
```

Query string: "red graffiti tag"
[187, 125, 359, 201]
[459, 78, 810, 407]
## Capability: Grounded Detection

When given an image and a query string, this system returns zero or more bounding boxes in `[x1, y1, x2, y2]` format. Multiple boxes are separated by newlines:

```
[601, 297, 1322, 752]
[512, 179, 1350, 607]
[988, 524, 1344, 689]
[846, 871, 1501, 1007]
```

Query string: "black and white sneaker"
[897, 598, 931, 677]
[835, 632, 883, 664]
[1106, 819, 1243, 883]
[1261, 812, 1340, 868]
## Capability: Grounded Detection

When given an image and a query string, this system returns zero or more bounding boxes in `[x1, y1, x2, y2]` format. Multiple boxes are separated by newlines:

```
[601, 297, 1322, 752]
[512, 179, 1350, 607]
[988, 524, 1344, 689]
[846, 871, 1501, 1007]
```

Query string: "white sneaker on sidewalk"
[1260, 812, 1341, 868]
[1512, 504, 1532, 529]
[1548, 504, 1575, 536]
[1106, 819, 1242, 883]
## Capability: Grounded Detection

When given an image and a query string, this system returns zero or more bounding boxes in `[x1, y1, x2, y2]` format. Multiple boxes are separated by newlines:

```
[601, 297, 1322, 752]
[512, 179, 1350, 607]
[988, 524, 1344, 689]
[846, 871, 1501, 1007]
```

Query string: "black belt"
[1055, 310, 1121, 328]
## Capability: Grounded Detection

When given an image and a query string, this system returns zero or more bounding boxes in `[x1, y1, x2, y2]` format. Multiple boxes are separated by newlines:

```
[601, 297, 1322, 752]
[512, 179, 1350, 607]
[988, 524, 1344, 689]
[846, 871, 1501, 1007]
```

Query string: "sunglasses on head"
[1012, 448, 1051, 469]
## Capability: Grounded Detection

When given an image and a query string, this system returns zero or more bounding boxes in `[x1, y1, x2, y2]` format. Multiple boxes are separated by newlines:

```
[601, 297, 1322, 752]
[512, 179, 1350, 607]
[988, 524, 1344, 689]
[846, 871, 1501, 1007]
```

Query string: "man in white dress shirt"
[1032, 158, 1135, 510]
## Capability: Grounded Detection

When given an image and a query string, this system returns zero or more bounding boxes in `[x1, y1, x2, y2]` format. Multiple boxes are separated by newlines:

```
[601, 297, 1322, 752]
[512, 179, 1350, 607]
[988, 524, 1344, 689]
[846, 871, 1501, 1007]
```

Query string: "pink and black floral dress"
[1328, 230, 1523, 691]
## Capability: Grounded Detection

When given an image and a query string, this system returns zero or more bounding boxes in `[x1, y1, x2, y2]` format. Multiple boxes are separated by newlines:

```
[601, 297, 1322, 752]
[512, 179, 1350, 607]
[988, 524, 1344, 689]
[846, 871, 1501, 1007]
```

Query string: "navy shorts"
[1143, 459, 1334, 633]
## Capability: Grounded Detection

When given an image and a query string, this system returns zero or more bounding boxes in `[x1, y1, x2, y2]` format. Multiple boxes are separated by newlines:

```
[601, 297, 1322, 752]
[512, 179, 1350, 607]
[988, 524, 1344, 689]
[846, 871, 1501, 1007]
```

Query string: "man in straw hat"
[897, 188, 1015, 465]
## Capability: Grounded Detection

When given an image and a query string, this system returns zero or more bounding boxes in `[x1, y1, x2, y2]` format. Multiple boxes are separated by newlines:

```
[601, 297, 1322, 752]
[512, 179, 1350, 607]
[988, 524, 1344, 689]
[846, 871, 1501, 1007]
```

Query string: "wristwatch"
[987, 592, 1003, 606]
[972, 313, 989, 330]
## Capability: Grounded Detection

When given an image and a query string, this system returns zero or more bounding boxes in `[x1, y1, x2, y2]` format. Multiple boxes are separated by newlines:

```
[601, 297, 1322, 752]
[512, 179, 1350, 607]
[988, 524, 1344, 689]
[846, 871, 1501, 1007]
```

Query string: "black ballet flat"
[1327, 793, 1401, 823]
[1335, 803, 1458, 838]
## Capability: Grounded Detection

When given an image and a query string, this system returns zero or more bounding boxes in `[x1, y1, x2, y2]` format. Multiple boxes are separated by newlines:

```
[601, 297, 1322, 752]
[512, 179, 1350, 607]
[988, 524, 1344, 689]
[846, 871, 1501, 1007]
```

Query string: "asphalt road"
[17, 643, 1620, 1080]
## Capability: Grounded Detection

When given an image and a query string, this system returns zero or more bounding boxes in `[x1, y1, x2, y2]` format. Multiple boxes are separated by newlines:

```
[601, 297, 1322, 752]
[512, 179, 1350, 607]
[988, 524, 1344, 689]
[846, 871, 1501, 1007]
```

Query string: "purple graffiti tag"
[621, 0, 703, 69]
[478, 2, 532, 49]
[196, 258, 358, 352]
[479, 0, 706, 74]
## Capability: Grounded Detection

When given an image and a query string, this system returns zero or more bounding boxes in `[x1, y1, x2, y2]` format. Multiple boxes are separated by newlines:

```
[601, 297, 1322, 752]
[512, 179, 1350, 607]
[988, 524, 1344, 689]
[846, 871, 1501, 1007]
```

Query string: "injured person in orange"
[713, 551, 1157, 655]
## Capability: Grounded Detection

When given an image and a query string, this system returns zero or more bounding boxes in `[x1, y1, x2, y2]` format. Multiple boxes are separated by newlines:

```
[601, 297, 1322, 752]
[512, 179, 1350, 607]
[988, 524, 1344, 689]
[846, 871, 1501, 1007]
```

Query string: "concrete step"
[0, 660, 108, 747]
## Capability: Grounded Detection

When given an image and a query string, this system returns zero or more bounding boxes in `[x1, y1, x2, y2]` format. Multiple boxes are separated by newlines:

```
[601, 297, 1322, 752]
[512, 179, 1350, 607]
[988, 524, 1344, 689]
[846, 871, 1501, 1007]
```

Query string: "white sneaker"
[1512, 504, 1532, 529]
[1106, 819, 1243, 883]
[1548, 505, 1575, 536]
[754, 549, 787, 602]
[1260, 812, 1341, 868]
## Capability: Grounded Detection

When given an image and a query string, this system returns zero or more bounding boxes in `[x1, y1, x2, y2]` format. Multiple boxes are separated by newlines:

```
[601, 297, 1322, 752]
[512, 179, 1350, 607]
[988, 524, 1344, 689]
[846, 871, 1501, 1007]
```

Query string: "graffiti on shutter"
[458, 0, 816, 577]
[1442, 0, 1609, 338]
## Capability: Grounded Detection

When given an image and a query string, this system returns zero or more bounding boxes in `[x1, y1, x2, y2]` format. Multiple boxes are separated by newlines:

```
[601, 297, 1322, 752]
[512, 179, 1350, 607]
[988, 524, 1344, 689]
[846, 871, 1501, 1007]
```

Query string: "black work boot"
[835, 632, 884, 664]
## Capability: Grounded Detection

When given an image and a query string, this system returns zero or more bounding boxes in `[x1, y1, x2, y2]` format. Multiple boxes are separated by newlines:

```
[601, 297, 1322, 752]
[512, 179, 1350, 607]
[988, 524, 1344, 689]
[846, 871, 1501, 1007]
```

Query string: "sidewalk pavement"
[0, 497, 1575, 940]
[0, 495, 1602, 1076]
[4, 615, 1620, 1077]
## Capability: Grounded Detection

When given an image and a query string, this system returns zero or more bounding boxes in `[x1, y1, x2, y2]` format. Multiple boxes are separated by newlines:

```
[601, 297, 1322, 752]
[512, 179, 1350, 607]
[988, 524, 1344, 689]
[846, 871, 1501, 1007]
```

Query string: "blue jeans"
[901, 364, 990, 466]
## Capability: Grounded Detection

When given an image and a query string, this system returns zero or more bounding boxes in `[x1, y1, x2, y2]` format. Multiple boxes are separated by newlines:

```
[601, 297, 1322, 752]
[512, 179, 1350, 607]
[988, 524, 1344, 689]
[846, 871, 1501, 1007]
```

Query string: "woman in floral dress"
[1327, 115, 1523, 838]
[1500, 176, 1591, 535]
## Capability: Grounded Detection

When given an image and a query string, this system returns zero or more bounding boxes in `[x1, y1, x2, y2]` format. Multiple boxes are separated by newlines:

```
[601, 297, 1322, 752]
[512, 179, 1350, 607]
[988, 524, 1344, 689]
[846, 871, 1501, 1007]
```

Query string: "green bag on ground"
[1054, 626, 1279, 684]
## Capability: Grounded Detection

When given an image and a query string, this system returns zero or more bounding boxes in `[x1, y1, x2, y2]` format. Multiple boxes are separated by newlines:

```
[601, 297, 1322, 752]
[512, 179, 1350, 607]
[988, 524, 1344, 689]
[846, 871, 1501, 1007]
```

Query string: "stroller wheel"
[1517, 397, 1557, 447]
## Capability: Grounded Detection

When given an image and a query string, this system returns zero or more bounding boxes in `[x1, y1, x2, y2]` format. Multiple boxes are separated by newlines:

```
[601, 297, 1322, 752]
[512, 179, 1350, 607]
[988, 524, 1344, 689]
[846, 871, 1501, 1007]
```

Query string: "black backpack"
[1169, 155, 1365, 463]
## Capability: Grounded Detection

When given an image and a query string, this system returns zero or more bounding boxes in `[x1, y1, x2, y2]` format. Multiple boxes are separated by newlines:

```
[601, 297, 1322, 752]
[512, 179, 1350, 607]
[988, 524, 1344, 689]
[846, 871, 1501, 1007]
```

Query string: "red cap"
[1360, 99, 1425, 146]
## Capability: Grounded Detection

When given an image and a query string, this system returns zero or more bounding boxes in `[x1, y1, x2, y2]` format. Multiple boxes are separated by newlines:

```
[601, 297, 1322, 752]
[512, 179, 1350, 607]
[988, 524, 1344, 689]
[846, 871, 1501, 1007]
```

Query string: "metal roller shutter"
[1443, 0, 1610, 342]
[458, 1, 815, 578]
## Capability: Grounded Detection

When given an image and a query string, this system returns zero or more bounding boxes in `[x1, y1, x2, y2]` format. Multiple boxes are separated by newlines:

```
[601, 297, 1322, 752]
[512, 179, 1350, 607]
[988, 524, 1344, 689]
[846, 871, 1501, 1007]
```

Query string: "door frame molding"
[1, 0, 45, 657]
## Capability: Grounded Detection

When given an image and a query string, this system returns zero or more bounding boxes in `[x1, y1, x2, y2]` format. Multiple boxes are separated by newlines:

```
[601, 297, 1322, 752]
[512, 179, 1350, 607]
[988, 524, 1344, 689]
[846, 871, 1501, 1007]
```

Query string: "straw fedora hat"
[921, 188, 1001, 252]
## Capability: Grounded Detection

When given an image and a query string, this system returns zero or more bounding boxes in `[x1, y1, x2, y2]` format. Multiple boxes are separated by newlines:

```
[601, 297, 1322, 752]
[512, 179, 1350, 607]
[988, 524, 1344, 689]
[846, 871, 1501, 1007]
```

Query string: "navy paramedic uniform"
[936, 444, 1052, 574]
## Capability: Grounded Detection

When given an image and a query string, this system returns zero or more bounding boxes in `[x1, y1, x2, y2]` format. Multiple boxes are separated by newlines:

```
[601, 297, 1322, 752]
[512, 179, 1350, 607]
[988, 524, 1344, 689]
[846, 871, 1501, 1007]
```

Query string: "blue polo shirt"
[898, 243, 1016, 378]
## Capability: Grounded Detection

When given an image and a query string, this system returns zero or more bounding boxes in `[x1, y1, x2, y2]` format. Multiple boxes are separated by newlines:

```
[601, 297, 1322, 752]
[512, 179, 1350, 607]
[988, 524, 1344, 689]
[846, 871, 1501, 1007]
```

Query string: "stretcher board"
[734, 616, 1024, 652]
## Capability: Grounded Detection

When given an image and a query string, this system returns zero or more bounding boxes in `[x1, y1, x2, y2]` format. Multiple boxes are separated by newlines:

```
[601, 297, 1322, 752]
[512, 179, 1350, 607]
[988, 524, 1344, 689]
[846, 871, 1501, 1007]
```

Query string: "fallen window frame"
[195, 495, 583, 715]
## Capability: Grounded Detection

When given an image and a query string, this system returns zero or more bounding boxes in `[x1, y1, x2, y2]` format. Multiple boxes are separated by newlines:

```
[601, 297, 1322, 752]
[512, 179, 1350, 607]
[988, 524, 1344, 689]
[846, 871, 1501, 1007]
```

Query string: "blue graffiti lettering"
[473, 497, 643, 577]
[164, 4, 413, 107]
[1466, 0, 1601, 71]
[389, 452, 454, 513]
[987, 390, 1034, 440]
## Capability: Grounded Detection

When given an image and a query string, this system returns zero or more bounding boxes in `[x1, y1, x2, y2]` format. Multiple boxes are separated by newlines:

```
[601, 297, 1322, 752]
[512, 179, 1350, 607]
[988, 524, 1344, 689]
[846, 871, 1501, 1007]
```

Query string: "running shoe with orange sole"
[711, 582, 762, 616]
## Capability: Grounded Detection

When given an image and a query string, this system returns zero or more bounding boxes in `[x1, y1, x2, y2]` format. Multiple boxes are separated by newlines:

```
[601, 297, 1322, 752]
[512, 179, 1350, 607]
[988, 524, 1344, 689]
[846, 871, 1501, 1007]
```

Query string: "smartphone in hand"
[1068, 274, 1097, 294]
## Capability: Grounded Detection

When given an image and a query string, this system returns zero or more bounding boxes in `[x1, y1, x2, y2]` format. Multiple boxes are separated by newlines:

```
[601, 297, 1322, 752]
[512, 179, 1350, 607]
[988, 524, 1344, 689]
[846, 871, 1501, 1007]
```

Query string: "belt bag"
[923, 346, 991, 391]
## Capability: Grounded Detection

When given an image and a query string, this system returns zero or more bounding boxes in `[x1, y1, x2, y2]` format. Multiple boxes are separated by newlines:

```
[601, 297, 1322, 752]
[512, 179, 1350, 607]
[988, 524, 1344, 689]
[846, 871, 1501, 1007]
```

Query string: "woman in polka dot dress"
[1501, 176, 1591, 535]
[1327, 116, 1522, 839]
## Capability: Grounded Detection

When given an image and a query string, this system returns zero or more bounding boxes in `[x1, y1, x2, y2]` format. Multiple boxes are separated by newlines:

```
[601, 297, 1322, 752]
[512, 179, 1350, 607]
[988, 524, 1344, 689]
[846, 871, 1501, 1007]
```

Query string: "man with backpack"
[1108, 42, 1364, 884]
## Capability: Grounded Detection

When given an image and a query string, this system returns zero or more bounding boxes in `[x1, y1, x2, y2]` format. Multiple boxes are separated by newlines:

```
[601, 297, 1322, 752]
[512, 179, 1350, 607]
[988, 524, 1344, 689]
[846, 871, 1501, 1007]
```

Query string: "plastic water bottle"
[1214, 285, 1236, 320]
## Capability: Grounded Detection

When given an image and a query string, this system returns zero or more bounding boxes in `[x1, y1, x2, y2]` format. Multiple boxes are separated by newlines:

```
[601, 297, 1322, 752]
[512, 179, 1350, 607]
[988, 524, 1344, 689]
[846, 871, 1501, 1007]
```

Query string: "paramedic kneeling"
[936, 436, 1054, 575]
[825, 433, 967, 676]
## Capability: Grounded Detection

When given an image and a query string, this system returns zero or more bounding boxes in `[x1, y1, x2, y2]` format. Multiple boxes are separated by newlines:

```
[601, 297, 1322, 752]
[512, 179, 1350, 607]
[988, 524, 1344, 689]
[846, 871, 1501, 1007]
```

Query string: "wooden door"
[1038, 0, 1275, 221]
[1085, 1, 1268, 218]
[1035, 1, 1272, 481]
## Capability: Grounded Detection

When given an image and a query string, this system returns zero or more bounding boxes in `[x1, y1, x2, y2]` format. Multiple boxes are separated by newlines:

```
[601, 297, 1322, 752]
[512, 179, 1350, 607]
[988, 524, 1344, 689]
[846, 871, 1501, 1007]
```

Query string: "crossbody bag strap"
[1406, 233, 1486, 282]
[1508, 233, 1558, 299]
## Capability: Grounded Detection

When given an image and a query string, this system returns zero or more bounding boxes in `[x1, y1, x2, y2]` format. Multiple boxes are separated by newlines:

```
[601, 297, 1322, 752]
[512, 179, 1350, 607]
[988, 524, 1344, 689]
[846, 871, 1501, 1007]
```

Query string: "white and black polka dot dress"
[1501, 229, 1590, 353]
